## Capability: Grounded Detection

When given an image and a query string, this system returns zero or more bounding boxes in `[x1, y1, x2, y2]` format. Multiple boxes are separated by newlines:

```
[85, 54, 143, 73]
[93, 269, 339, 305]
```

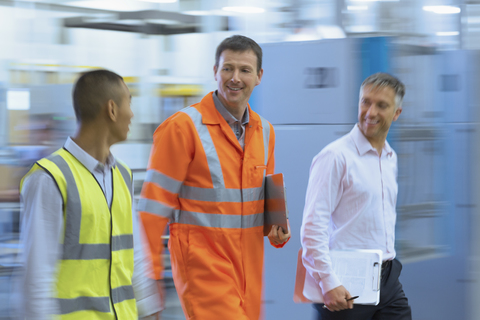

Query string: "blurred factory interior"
[1, 0, 480, 319]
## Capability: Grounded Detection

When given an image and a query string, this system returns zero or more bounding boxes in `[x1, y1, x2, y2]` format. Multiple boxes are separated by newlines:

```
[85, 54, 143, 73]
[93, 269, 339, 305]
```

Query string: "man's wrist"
[319, 273, 342, 295]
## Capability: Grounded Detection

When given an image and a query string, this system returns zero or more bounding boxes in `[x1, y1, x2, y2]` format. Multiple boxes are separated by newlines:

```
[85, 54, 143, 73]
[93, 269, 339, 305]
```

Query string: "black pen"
[323, 296, 359, 309]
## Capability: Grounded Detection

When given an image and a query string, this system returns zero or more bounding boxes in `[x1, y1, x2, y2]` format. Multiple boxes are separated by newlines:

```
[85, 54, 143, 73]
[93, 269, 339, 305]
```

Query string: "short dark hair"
[215, 35, 263, 73]
[360, 72, 406, 109]
[72, 69, 124, 123]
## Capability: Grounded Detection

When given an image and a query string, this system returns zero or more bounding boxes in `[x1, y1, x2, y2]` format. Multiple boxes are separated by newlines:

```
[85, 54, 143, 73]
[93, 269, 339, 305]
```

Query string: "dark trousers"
[314, 259, 412, 320]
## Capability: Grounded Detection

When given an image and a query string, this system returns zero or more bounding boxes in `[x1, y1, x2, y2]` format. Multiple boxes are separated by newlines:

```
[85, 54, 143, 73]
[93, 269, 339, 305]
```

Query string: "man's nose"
[366, 105, 378, 117]
[231, 70, 240, 82]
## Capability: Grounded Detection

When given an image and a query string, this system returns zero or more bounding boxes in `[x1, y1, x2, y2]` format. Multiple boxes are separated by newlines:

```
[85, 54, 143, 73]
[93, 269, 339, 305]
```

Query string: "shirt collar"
[351, 124, 393, 157]
[64, 137, 116, 174]
[213, 90, 249, 125]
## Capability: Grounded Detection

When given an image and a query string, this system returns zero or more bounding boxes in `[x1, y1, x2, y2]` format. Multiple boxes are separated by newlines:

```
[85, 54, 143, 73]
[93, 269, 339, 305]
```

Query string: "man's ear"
[393, 106, 402, 122]
[255, 68, 264, 86]
[107, 99, 116, 122]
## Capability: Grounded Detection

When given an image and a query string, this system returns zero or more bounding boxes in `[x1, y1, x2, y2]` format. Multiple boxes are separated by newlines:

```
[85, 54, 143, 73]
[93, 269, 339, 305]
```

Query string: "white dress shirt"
[16, 137, 162, 319]
[300, 124, 398, 295]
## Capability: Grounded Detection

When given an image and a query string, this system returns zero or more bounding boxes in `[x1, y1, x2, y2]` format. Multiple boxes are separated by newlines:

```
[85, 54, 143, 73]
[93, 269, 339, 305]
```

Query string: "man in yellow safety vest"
[17, 69, 162, 319]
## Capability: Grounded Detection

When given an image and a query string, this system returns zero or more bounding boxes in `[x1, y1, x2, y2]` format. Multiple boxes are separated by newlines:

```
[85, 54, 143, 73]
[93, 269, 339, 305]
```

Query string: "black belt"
[382, 259, 392, 269]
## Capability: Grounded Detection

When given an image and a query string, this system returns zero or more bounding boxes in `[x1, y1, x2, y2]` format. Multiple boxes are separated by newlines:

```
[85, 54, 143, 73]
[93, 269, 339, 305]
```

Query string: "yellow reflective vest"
[20, 148, 137, 319]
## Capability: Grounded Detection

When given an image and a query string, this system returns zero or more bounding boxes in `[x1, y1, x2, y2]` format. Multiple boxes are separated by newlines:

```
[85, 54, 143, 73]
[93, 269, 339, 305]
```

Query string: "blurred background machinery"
[1, 1, 480, 320]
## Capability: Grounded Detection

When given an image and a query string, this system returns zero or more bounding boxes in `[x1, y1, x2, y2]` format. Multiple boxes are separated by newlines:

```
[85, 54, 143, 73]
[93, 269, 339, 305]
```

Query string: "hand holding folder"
[263, 173, 289, 236]
[294, 248, 383, 305]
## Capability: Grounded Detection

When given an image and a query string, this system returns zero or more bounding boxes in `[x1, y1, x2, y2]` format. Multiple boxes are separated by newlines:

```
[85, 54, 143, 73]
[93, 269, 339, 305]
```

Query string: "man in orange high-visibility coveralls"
[138, 35, 291, 320]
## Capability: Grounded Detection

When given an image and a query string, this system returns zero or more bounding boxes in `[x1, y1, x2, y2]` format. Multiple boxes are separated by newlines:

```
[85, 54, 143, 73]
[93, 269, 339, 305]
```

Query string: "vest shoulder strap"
[115, 159, 132, 200]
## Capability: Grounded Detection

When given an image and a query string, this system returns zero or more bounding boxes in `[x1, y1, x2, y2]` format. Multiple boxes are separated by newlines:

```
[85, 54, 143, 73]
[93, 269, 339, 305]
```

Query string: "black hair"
[72, 69, 124, 123]
[215, 35, 263, 73]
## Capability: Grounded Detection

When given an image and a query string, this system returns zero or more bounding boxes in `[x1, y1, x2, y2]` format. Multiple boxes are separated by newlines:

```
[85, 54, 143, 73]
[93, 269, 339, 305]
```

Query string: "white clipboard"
[294, 248, 382, 305]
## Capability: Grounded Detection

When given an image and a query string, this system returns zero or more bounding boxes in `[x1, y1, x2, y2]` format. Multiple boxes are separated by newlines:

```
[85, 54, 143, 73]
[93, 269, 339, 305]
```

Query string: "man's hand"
[323, 285, 354, 312]
[267, 219, 291, 246]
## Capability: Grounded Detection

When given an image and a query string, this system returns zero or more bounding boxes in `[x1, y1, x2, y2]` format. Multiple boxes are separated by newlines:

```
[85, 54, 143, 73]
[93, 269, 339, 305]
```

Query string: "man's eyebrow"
[239, 63, 255, 69]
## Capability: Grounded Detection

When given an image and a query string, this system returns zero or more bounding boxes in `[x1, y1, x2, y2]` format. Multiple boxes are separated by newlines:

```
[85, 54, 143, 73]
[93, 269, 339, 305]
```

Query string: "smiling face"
[358, 84, 402, 149]
[214, 49, 263, 119]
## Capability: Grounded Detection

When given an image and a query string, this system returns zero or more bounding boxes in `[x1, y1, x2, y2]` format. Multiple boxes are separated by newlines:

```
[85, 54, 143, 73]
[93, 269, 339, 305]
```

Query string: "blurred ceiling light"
[137, 0, 177, 2]
[423, 6, 461, 14]
[222, 7, 265, 14]
[7, 90, 30, 111]
[467, 16, 480, 24]
[349, 0, 398, 2]
[347, 5, 368, 11]
[183, 11, 210, 16]
[68, 1, 144, 11]
[436, 31, 460, 36]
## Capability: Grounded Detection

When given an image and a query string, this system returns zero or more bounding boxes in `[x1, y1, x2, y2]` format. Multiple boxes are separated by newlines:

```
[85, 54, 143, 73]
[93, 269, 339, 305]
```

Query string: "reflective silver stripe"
[242, 212, 264, 229]
[259, 115, 271, 167]
[112, 234, 134, 251]
[112, 285, 135, 304]
[116, 161, 132, 198]
[57, 296, 110, 314]
[48, 155, 84, 260]
[180, 185, 240, 202]
[137, 198, 174, 219]
[145, 169, 182, 194]
[63, 243, 110, 260]
[62, 236, 133, 260]
[181, 107, 225, 188]
[242, 187, 265, 203]
[177, 211, 263, 229]
[179, 185, 264, 203]
[48, 154, 132, 261]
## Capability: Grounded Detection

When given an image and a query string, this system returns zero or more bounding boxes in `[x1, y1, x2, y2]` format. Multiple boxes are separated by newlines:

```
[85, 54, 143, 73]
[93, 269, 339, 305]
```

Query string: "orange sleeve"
[146, 114, 193, 182]
[140, 212, 168, 279]
[266, 123, 289, 248]
[266, 122, 275, 176]
[139, 114, 193, 279]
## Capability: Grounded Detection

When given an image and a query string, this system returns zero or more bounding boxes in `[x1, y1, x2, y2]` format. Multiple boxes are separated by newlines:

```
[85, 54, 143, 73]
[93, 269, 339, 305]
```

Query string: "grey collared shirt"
[16, 137, 162, 319]
[213, 91, 249, 149]
[64, 137, 116, 206]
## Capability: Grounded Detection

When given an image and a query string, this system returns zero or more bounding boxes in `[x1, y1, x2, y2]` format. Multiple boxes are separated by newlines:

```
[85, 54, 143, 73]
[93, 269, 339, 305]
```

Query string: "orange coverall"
[139, 92, 284, 320]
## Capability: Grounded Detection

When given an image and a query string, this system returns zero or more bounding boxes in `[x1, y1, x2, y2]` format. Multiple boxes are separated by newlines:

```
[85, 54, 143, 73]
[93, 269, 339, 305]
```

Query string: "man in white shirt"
[16, 70, 162, 319]
[300, 73, 412, 319]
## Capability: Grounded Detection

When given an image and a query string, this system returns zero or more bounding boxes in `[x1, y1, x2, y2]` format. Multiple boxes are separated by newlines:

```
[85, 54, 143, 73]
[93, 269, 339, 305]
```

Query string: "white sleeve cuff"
[319, 272, 342, 295]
